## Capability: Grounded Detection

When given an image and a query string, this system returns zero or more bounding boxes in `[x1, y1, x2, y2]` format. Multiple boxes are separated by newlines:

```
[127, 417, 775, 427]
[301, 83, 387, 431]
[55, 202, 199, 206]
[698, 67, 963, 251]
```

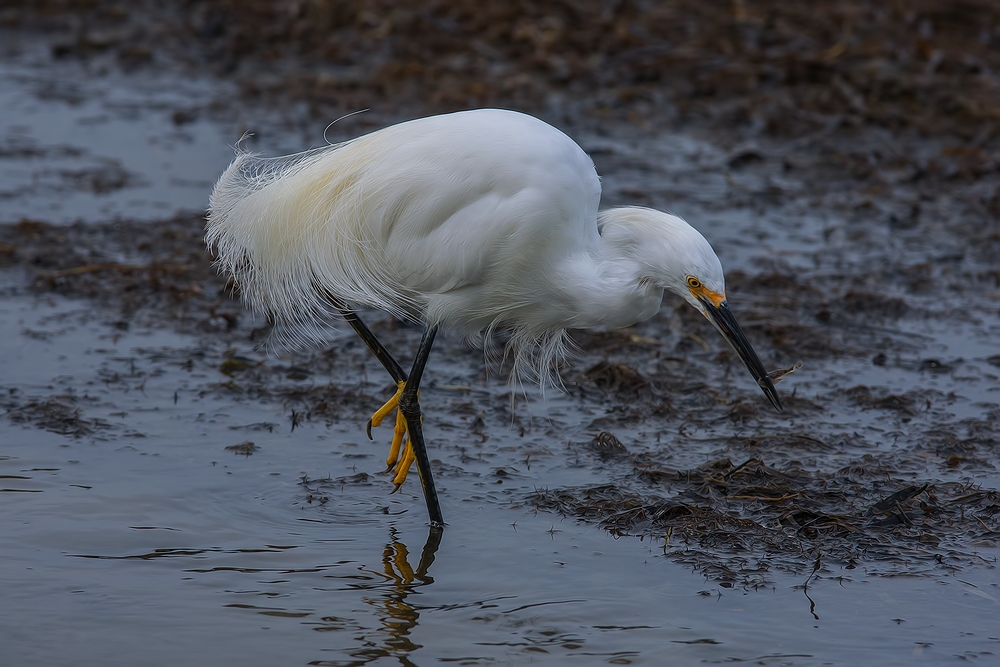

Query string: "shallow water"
[0, 55, 238, 225]
[2, 38, 1000, 667]
[2, 296, 999, 666]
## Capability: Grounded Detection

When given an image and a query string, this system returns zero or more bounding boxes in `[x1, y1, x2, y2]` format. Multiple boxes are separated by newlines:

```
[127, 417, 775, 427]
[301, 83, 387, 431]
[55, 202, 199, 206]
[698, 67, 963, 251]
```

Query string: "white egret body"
[207, 109, 780, 526]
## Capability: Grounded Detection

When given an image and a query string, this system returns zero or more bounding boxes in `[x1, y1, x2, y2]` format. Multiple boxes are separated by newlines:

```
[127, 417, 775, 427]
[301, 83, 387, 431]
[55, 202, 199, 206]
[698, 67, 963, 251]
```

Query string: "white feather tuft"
[206, 135, 420, 341]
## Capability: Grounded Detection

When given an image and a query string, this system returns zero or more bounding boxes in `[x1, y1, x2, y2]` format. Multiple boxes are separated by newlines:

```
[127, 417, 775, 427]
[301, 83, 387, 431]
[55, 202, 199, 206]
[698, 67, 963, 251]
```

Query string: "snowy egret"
[207, 108, 781, 526]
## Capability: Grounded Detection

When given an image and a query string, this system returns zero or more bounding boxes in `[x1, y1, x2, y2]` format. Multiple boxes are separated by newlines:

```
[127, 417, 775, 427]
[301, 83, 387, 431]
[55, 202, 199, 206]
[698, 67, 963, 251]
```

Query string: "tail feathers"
[206, 141, 416, 347]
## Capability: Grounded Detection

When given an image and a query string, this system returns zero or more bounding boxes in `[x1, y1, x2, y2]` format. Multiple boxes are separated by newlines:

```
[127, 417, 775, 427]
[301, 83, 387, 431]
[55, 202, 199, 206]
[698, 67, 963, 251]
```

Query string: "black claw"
[366, 419, 374, 440]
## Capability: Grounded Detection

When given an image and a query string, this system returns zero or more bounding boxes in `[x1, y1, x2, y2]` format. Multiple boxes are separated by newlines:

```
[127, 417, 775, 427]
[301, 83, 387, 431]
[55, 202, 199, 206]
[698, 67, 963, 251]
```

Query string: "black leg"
[332, 306, 410, 439]
[330, 300, 445, 527]
[414, 525, 443, 582]
[335, 307, 408, 384]
[398, 325, 444, 527]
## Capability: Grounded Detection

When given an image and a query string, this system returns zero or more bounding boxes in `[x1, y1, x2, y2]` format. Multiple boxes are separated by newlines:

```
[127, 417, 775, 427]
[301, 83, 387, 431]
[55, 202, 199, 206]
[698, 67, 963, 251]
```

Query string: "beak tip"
[757, 379, 782, 412]
[703, 299, 784, 414]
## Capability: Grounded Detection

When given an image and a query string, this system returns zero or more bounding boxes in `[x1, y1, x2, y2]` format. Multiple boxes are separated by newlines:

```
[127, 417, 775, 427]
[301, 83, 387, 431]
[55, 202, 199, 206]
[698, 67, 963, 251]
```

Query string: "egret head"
[603, 207, 781, 411]
[670, 221, 782, 412]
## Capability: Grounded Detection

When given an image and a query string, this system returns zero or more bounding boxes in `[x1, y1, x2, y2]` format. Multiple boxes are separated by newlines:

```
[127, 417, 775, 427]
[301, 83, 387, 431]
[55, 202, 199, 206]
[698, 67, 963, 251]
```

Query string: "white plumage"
[207, 109, 778, 405]
[207, 108, 781, 522]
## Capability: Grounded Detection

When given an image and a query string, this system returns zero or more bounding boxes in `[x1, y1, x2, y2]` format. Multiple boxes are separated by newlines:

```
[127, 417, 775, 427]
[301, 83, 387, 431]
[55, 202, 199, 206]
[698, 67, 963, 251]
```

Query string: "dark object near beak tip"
[702, 299, 782, 412]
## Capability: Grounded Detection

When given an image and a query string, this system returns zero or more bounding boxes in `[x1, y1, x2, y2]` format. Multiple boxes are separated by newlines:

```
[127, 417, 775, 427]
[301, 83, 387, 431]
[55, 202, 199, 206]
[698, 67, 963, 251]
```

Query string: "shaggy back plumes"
[207, 135, 416, 349]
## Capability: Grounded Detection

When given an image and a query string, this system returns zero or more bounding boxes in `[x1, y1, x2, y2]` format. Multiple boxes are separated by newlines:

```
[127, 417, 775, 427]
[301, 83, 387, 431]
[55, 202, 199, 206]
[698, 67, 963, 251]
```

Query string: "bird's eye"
[687, 276, 702, 289]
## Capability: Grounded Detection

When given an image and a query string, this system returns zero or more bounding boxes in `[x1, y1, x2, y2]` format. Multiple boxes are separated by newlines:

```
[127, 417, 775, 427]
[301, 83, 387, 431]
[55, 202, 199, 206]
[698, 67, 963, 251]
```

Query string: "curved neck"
[548, 227, 664, 330]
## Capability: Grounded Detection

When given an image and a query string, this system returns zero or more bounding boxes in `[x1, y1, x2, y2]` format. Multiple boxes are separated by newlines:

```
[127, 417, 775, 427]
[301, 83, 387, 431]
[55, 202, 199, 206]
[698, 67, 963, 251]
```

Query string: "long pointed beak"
[699, 299, 782, 412]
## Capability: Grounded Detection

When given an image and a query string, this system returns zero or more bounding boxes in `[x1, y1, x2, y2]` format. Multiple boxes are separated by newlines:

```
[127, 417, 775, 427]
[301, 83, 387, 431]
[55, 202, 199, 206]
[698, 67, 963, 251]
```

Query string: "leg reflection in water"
[356, 526, 443, 664]
[379, 526, 441, 587]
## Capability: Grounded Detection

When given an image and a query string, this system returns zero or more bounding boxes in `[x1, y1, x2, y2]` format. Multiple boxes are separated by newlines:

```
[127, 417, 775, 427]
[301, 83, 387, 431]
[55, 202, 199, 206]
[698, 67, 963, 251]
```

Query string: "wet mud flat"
[2, 2, 1000, 664]
[3, 189, 999, 589]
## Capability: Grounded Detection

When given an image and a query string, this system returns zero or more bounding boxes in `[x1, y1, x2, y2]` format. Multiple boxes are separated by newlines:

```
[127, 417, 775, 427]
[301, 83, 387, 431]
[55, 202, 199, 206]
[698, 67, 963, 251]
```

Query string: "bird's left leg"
[395, 325, 443, 526]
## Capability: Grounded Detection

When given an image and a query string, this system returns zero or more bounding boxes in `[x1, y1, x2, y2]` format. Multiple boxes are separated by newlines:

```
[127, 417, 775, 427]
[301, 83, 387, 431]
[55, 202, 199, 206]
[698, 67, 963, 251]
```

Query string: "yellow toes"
[368, 380, 418, 490]
[367, 380, 405, 438]
[383, 409, 408, 472]
[392, 442, 416, 491]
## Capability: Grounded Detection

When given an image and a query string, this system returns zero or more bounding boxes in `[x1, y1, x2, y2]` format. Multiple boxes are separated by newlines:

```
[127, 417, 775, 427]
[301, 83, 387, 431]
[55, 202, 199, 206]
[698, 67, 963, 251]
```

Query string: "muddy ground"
[3, 0, 1000, 588]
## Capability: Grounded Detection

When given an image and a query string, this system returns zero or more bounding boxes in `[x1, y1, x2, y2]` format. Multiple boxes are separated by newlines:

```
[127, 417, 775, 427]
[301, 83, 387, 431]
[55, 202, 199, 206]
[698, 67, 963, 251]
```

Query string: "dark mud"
[8, 0, 1000, 138]
[2, 2, 1000, 664]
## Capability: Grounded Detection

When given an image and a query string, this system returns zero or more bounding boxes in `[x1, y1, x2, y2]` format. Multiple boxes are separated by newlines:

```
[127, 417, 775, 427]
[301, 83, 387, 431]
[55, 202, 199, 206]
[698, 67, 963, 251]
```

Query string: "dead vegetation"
[533, 454, 999, 586]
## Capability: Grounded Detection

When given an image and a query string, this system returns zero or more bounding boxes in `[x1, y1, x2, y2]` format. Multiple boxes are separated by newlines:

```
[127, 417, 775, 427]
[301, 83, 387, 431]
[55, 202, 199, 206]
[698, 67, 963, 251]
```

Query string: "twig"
[728, 492, 801, 502]
[723, 457, 758, 481]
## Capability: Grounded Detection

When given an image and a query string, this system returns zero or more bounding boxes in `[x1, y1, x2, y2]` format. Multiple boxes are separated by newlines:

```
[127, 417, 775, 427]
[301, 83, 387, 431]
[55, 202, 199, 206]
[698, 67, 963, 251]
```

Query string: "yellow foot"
[367, 380, 405, 438]
[391, 442, 416, 492]
[367, 380, 417, 490]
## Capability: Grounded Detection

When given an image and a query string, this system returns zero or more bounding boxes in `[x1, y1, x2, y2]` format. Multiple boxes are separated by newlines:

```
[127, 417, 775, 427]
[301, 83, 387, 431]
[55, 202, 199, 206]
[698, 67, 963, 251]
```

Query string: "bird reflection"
[355, 525, 442, 664]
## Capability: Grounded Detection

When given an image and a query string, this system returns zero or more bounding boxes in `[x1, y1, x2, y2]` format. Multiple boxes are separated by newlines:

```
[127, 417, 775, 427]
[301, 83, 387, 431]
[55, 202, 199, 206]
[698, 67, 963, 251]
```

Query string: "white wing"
[207, 109, 601, 344]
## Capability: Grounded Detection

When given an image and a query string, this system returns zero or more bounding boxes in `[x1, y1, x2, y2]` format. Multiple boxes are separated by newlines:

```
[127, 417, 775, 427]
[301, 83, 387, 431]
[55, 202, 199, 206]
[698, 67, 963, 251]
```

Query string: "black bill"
[700, 299, 782, 412]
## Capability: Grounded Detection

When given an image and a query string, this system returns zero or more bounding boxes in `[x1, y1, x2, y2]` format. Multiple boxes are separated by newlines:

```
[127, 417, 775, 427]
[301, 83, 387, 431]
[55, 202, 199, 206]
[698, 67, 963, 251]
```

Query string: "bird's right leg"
[368, 380, 409, 472]
[395, 325, 443, 526]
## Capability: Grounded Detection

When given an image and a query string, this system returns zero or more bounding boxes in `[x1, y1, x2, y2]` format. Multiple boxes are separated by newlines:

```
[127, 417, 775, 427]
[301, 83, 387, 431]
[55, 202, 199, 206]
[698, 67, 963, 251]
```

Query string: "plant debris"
[532, 456, 998, 586]
[225, 441, 259, 456]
